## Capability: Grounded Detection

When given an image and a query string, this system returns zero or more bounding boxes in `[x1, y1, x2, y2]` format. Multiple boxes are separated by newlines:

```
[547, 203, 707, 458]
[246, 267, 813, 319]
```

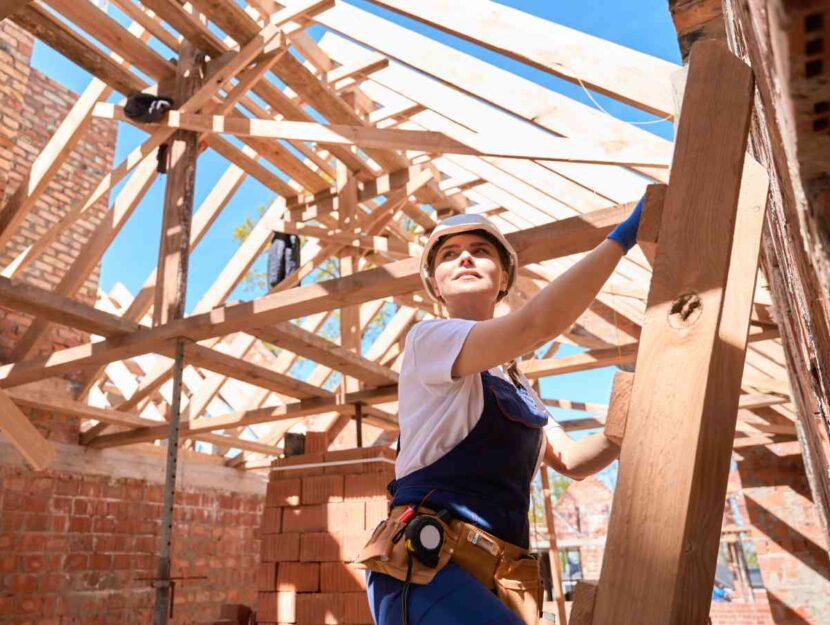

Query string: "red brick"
[257, 562, 277, 592]
[325, 501, 365, 533]
[276, 562, 319, 592]
[265, 479, 301, 507]
[301, 474, 344, 505]
[299, 532, 370, 563]
[343, 592, 373, 624]
[270, 452, 325, 477]
[365, 500, 389, 530]
[261, 507, 282, 534]
[257, 591, 296, 623]
[304, 431, 329, 454]
[345, 473, 391, 500]
[261, 533, 300, 562]
[320, 562, 366, 592]
[300, 532, 341, 562]
[296, 593, 344, 624]
[282, 505, 326, 533]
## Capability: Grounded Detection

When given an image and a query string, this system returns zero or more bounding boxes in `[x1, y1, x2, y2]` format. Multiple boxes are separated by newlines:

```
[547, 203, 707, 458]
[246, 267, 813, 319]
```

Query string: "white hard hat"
[420, 214, 518, 303]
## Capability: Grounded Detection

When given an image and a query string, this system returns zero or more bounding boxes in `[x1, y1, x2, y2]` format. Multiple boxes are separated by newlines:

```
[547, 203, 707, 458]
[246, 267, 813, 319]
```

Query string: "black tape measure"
[404, 515, 444, 568]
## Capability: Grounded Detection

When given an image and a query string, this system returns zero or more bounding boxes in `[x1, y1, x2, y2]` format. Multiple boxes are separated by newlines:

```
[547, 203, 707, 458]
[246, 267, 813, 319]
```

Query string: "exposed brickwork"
[547, 475, 779, 625]
[0, 455, 263, 624]
[0, 21, 115, 362]
[257, 447, 394, 625]
[736, 442, 830, 625]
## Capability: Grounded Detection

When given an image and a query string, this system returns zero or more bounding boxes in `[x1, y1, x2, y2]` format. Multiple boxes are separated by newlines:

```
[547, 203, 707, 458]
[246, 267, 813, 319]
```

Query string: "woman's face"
[430, 232, 507, 308]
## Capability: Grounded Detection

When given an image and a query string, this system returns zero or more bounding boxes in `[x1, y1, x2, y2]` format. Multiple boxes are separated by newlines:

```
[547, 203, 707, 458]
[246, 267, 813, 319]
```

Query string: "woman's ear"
[428, 275, 444, 302]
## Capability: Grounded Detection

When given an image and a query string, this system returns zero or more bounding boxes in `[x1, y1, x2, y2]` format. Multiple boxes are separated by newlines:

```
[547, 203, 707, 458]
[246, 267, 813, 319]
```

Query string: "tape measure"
[404, 515, 444, 568]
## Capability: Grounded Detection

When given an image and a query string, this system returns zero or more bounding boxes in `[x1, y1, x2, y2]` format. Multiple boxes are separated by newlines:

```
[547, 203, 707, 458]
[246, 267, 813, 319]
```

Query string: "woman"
[357, 201, 643, 625]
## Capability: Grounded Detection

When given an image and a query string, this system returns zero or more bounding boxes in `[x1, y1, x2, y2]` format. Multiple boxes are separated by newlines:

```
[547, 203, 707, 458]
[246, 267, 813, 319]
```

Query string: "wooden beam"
[96, 106, 671, 168]
[365, 0, 679, 117]
[520, 343, 639, 378]
[86, 385, 398, 449]
[591, 41, 761, 625]
[326, 53, 389, 86]
[252, 323, 397, 387]
[312, 4, 672, 183]
[0, 388, 54, 470]
[12, 4, 146, 94]
[153, 40, 203, 327]
[0, 1, 33, 21]
[0, 203, 635, 387]
[0, 79, 109, 251]
[8, 154, 158, 360]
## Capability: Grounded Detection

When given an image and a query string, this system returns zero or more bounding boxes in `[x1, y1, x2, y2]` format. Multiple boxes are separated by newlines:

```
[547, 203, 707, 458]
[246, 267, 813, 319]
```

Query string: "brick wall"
[0, 439, 265, 624]
[736, 442, 830, 625]
[257, 447, 395, 625]
[545, 476, 779, 625]
[0, 20, 115, 360]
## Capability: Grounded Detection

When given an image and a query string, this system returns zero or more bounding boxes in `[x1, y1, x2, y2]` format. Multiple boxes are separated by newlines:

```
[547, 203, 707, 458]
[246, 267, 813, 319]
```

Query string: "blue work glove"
[606, 195, 644, 253]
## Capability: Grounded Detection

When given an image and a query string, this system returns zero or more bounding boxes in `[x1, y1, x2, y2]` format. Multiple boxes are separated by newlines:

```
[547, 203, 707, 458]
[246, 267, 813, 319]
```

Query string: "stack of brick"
[257, 446, 395, 625]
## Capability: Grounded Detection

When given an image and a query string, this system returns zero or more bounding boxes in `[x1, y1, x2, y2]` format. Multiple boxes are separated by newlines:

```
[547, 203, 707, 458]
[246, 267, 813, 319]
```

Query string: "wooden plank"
[591, 41, 757, 625]
[185, 343, 327, 399]
[569, 581, 598, 625]
[97, 107, 671, 168]
[153, 40, 203, 327]
[366, 0, 679, 117]
[0, 1, 33, 21]
[326, 52, 388, 85]
[540, 467, 567, 625]
[603, 371, 634, 445]
[312, 4, 672, 183]
[87, 384, 398, 449]
[637, 183, 667, 266]
[12, 3, 146, 95]
[43, 0, 174, 81]
[0, 388, 54, 470]
[520, 344, 639, 379]
[0, 79, 109, 251]
[0, 276, 137, 336]
[0, 202, 637, 388]
[8, 154, 158, 360]
[252, 323, 397, 387]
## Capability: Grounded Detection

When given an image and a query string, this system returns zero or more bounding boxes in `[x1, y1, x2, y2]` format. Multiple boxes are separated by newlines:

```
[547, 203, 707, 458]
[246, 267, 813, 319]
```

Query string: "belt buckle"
[467, 529, 500, 557]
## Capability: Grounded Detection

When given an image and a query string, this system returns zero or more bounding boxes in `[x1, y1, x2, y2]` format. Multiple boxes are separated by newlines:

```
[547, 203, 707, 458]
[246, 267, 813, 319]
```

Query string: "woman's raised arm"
[452, 238, 626, 378]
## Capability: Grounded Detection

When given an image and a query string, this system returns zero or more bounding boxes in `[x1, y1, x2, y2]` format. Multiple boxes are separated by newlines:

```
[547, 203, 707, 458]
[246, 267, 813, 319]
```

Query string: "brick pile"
[256, 446, 395, 625]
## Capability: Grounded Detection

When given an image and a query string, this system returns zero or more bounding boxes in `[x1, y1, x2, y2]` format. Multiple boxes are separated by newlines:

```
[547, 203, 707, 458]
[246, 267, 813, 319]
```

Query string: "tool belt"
[353, 505, 543, 625]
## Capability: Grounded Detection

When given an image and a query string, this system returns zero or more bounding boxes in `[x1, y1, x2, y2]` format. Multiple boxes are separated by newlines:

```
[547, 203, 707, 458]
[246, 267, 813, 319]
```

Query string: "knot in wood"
[668, 292, 703, 329]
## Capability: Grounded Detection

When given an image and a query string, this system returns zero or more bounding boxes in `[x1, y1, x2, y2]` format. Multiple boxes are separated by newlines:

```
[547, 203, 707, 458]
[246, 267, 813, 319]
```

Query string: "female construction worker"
[356, 200, 643, 625]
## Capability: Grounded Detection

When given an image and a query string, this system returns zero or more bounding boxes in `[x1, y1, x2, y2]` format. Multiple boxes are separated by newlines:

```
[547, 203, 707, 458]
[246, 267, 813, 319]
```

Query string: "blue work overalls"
[367, 371, 547, 625]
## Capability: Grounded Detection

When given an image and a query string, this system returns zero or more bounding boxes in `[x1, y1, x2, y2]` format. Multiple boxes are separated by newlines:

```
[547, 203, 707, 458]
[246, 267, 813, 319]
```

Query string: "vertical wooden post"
[337, 162, 362, 440]
[592, 40, 767, 625]
[540, 467, 568, 625]
[152, 41, 203, 327]
[151, 40, 204, 625]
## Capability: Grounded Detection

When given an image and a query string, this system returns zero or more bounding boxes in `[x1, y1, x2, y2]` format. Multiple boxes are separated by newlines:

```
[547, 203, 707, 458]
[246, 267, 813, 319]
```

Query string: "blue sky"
[30, 0, 682, 460]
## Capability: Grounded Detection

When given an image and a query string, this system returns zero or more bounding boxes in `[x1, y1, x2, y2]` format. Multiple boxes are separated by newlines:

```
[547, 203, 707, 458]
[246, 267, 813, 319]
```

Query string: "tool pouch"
[493, 556, 544, 625]
[352, 509, 457, 585]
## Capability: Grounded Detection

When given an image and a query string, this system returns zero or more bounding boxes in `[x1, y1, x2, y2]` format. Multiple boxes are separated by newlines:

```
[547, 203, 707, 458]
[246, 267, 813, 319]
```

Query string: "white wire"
[568, 66, 674, 126]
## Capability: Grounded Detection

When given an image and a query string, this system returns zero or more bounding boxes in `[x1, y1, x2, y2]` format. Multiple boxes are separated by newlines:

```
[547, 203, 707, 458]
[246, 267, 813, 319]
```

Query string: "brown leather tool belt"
[353, 505, 542, 625]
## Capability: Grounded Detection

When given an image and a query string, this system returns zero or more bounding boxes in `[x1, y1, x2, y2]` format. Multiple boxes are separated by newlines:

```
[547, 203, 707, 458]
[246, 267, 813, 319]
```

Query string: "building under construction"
[0, 1, 829, 624]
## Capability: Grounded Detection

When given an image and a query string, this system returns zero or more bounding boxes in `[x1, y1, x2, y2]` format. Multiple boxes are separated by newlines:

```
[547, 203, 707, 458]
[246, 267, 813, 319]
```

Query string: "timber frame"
[0, 0, 827, 618]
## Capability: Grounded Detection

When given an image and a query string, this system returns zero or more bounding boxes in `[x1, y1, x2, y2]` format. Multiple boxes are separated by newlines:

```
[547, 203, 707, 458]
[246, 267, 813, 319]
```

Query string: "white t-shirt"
[395, 318, 560, 480]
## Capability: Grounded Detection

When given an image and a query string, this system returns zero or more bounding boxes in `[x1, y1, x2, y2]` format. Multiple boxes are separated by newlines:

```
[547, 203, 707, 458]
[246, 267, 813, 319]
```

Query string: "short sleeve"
[406, 319, 476, 386]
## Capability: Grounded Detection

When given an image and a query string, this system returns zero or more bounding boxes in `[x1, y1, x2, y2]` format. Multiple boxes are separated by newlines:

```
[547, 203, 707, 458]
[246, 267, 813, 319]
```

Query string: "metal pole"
[153, 339, 186, 624]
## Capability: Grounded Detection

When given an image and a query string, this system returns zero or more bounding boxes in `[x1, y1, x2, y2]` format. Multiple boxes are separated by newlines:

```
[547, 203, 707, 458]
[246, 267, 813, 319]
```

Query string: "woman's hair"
[426, 229, 512, 277]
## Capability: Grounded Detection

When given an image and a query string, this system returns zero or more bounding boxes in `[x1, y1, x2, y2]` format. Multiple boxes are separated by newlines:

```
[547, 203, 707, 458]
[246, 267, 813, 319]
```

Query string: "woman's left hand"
[606, 195, 644, 254]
